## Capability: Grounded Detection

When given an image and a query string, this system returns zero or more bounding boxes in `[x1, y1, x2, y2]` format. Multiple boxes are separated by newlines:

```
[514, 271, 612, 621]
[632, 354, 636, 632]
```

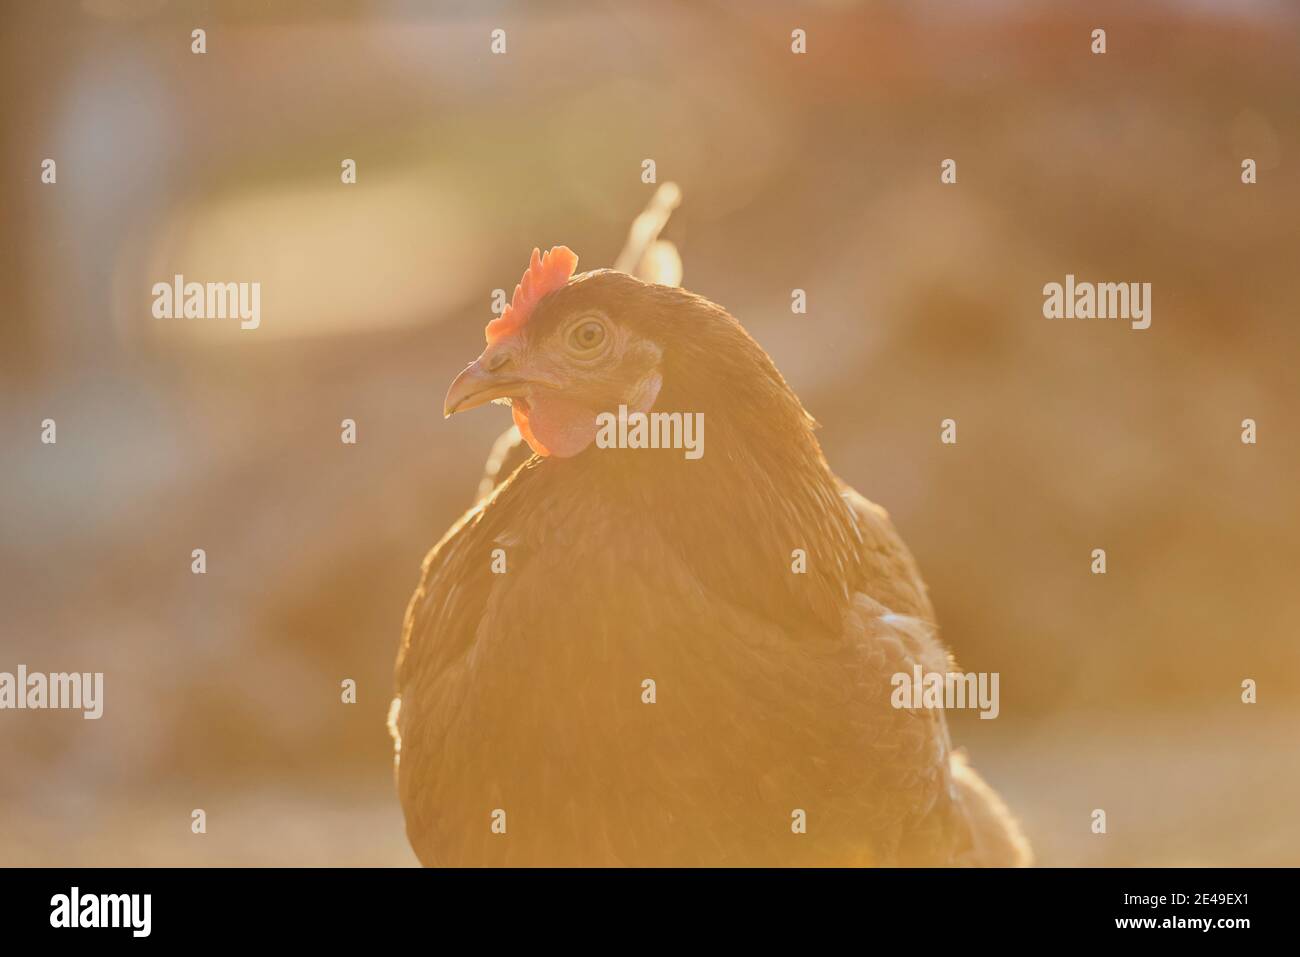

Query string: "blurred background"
[2, 0, 1298, 866]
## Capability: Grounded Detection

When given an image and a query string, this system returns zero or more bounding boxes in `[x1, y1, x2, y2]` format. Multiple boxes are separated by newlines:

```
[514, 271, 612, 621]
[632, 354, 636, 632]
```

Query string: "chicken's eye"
[568, 319, 607, 354]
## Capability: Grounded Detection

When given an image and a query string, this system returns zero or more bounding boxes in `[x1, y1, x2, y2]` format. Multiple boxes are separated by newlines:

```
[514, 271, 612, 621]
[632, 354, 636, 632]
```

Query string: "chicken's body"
[391, 258, 1030, 866]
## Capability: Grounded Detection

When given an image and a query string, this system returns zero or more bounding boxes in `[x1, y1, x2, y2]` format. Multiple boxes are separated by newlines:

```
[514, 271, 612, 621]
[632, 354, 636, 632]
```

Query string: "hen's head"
[444, 246, 858, 629]
[444, 245, 814, 461]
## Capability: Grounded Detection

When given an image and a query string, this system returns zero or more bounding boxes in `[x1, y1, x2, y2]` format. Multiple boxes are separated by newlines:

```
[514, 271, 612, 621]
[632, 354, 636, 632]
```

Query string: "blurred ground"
[7, 710, 1297, 866]
[1, 1, 1298, 865]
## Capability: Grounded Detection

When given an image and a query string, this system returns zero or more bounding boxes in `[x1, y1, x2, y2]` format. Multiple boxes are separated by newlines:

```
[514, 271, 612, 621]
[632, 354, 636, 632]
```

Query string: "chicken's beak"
[443, 352, 528, 418]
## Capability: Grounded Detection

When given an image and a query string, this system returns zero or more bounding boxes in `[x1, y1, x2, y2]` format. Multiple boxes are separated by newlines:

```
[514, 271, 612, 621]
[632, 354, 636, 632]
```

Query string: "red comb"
[485, 246, 579, 343]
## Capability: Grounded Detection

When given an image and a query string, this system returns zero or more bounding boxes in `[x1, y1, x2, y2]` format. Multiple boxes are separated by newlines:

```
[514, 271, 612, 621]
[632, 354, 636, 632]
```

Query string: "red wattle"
[512, 395, 599, 459]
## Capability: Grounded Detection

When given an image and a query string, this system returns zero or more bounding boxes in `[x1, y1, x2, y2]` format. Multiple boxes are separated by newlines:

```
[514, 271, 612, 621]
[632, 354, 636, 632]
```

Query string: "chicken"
[390, 246, 1032, 866]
